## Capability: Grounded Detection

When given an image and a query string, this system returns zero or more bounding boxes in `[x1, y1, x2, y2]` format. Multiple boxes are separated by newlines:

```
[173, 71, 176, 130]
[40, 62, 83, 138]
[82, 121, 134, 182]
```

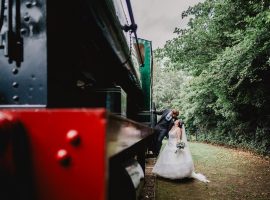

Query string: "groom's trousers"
[155, 128, 168, 155]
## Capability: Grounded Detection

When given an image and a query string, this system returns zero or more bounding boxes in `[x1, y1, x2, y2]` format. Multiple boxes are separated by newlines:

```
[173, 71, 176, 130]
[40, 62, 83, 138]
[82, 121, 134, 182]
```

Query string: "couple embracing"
[152, 109, 209, 182]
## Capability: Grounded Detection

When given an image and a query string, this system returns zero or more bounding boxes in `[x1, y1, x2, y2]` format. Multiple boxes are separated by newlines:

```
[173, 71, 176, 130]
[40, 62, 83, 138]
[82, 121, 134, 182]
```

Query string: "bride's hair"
[175, 119, 183, 128]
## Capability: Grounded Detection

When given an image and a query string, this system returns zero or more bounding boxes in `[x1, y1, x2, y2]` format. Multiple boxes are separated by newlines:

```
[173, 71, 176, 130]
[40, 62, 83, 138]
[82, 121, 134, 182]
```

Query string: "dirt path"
[155, 142, 270, 200]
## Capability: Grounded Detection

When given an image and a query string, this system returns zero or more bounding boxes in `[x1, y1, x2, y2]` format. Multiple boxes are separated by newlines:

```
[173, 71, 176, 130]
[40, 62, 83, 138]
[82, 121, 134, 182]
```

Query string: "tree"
[155, 0, 270, 154]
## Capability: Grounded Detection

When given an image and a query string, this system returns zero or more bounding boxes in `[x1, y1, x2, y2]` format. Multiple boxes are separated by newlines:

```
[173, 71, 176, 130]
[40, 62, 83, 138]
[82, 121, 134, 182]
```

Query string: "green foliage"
[154, 0, 270, 155]
[152, 55, 189, 111]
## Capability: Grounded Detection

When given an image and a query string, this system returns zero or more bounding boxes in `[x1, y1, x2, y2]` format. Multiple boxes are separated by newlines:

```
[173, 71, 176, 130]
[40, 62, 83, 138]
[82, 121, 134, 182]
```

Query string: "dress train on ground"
[152, 125, 209, 183]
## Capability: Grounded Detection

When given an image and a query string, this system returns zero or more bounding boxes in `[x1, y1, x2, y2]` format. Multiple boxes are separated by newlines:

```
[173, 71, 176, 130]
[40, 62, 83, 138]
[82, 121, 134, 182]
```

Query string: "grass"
[156, 142, 270, 200]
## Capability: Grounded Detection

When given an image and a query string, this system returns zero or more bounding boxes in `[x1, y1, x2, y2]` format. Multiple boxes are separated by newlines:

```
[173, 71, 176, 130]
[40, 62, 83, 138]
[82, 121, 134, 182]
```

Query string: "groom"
[153, 109, 179, 156]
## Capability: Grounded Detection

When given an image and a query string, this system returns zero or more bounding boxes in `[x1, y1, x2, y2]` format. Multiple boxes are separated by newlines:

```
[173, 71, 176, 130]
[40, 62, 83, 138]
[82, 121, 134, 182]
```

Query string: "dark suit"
[154, 109, 175, 155]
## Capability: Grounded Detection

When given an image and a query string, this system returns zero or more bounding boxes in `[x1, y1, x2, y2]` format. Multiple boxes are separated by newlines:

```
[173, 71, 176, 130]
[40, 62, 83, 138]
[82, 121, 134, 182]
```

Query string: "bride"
[152, 119, 209, 183]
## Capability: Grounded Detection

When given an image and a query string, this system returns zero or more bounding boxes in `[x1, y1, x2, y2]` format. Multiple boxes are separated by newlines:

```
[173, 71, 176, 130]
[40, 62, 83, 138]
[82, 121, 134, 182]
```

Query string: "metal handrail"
[124, 0, 144, 67]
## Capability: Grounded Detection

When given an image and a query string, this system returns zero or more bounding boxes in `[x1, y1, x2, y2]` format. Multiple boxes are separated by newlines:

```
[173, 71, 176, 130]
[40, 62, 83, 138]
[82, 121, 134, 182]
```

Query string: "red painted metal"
[0, 112, 18, 177]
[1, 109, 107, 200]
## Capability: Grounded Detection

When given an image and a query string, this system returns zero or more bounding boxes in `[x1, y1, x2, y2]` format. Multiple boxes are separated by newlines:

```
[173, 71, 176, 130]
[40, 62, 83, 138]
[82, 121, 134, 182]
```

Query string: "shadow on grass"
[156, 176, 195, 184]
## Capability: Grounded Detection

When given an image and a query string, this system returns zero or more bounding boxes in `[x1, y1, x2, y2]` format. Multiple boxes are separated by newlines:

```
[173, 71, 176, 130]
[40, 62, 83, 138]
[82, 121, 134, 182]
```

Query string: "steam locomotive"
[0, 0, 155, 199]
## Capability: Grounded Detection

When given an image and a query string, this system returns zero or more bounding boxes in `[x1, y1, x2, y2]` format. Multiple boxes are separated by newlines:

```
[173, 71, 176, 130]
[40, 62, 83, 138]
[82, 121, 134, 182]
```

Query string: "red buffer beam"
[0, 109, 153, 200]
[0, 109, 106, 200]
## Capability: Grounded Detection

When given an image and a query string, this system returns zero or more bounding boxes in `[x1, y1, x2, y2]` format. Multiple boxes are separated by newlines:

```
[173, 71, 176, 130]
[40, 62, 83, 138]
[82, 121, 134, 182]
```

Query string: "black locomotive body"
[0, 0, 155, 199]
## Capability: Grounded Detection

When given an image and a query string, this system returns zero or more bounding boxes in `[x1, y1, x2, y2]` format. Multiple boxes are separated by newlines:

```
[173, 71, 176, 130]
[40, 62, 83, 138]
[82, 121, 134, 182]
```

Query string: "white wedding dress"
[152, 125, 209, 182]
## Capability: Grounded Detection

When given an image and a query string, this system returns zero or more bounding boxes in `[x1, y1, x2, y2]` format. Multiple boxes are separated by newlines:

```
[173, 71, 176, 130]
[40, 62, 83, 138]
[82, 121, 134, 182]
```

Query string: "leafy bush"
[154, 0, 270, 155]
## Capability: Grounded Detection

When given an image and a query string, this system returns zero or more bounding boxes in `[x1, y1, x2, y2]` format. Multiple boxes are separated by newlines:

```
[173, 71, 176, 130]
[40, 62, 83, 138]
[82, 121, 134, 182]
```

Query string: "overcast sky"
[132, 0, 203, 49]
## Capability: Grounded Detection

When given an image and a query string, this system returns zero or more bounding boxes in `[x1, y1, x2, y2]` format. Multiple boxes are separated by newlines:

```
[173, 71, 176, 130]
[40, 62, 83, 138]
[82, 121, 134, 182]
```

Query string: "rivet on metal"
[24, 15, 30, 22]
[12, 82, 19, 88]
[12, 68, 19, 74]
[12, 95, 19, 101]
[25, 1, 32, 8]
[66, 130, 81, 146]
[20, 28, 27, 35]
[31, 74, 36, 80]
[56, 149, 71, 167]
[39, 85, 43, 90]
